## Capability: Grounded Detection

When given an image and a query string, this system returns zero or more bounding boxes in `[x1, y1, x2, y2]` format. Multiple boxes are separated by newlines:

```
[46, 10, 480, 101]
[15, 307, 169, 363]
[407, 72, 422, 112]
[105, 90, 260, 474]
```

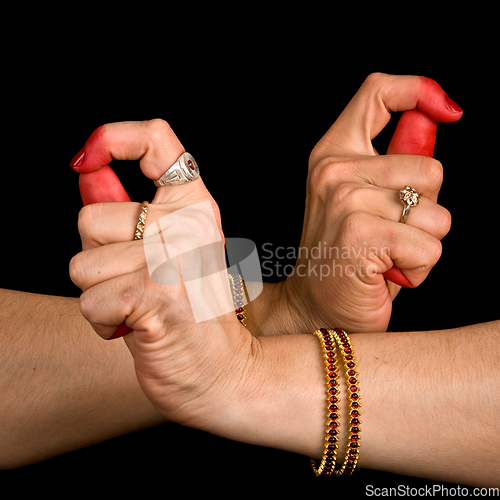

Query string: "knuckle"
[338, 211, 372, 247]
[308, 157, 353, 198]
[97, 123, 111, 141]
[434, 206, 452, 238]
[77, 204, 99, 239]
[330, 181, 364, 210]
[69, 252, 87, 290]
[415, 235, 443, 273]
[420, 157, 444, 190]
[184, 210, 219, 245]
[427, 238, 443, 267]
[308, 158, 337, 196]
[77, 205, 92, 236]
[118, 285, 139, 309]
[362, 72, 388, 92]
[78, 290, 92, 321]
[146, 118, 174, 141]
[155, 204, 221, 257]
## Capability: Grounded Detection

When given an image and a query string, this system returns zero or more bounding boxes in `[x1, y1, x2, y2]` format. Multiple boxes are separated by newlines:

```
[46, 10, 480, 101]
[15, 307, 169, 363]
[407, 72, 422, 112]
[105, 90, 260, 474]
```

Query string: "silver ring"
[399, 186, 420, 223]
[154, 152, 200, 187]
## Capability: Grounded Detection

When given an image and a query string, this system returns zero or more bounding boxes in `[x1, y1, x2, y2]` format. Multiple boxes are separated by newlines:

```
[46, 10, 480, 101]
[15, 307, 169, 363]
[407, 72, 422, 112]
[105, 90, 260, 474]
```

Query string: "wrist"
[218, 333, 329, 457]
[244, 281, 306, 336]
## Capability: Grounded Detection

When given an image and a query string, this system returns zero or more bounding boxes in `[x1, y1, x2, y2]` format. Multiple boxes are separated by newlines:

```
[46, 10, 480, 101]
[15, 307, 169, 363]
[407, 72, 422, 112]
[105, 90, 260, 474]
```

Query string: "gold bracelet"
[228, 273, 247, 327]
[311, 328, 341, 477]
[311, 328, 361, 477]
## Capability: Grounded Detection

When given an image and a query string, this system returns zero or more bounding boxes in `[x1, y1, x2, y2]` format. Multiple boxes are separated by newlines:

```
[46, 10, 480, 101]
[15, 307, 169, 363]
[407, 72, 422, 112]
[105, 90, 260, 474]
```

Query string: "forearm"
[0, 289, 166, 469]
[226, 321, 500, 487]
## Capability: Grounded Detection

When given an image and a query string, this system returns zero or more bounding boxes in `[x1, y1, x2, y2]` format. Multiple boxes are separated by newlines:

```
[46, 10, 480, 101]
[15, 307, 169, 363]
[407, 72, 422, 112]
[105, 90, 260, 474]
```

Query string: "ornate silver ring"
[154, 152, 200, 187]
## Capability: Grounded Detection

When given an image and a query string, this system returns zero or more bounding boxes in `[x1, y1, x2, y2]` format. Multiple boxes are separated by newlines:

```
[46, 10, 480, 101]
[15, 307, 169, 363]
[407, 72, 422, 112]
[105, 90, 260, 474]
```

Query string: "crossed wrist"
[244, 281, 306, 336]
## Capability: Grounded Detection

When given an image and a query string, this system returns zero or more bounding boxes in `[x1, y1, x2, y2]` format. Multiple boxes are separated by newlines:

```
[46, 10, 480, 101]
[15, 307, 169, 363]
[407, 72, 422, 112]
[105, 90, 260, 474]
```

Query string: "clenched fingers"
[337, 211, 443, 288]
[78, 272, 192, 340]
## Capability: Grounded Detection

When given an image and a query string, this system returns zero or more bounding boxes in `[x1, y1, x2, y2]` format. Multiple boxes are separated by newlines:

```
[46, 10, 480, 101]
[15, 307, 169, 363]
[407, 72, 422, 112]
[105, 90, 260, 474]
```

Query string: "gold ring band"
[134, 201, 149, 240]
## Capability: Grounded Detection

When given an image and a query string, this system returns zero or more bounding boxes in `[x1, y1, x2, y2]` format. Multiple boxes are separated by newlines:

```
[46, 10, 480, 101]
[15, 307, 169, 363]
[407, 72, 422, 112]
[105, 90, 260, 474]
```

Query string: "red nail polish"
[70, 146, 86, 170]
[445, 95, 463, 114]
[109, 323, 133, 340]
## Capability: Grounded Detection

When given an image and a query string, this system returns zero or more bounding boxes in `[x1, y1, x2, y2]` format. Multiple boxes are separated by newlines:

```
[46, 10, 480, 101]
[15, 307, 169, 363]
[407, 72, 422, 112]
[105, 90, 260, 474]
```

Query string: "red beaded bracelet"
[311, 328, 361, 477]
[311, 328, 341, 476]
[329, 328, 361, 476]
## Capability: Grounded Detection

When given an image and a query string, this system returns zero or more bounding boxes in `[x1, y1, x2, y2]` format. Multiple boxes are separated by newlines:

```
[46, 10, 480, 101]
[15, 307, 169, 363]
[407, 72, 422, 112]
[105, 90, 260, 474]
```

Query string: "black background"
[1, 20, 497, 496]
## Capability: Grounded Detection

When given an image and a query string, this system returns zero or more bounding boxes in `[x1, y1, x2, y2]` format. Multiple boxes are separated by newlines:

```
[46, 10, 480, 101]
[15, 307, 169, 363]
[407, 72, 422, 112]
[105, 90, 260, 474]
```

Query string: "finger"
[79, 271, 191, 340]
[70, 119, 210, 206]
[333, 154, 443, 202]
[70, 120, 185, 178]
[77, 202, 144, 250]
[387, 109, 437, 157]
[77, 198, 211, 251]
[78, 272, 144, 340]
[386, 224, 442, 289]
[341, 184, 451, 240]
[79, 165, 131, 205]
[343, 212, 443, 289]
[383, 109, 438, 287]
[313, 73, 462, 158]
[70, 241, 144, 292]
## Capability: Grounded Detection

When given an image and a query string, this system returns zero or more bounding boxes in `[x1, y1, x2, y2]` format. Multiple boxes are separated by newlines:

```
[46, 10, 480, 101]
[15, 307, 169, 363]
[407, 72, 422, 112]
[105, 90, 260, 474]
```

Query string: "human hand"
[69, 120, 253, 425]
[70, 120, 223, 336]
[274, 73, 462, 334]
